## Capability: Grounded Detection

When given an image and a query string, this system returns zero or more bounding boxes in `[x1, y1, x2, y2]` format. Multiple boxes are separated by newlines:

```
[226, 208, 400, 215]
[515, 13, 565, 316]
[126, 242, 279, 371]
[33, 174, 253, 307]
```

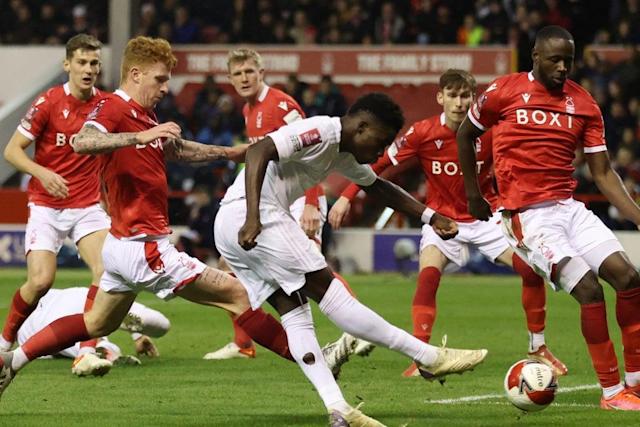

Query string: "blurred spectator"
[457, 14, 484, 46]
[429, 4, 457, 44]
[177, 186, 221, 262]
[283, 74, 308, 105]
[195, 115, 233, 148]
[374, 2, 405, 44]
[172, 5, 199, 43]
[300, 87, 320, 117]
[289, 10, 317, 44]
[315, 75, 347, 116]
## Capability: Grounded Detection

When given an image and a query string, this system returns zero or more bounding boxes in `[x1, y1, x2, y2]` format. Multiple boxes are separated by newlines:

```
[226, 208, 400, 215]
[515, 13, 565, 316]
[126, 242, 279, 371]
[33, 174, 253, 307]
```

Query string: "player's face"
[228, 60, 264, 100]
[438, 85, 473, 126]
[137, 62, 171, 109]
[64, 49, 101, 92]
[533, 38, 574, 90]
[351, 116, 397, 164]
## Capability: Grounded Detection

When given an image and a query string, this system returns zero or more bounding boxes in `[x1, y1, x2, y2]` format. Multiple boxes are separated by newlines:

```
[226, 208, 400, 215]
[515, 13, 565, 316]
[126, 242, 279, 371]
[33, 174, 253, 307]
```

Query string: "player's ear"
[436, 90, 444, 106]
[63, 58, 71, 73]
[130, 66, 142, 83]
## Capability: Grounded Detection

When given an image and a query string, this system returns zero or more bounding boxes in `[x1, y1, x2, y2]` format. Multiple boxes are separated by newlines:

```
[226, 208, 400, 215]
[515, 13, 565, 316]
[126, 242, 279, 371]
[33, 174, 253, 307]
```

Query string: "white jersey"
[221, 116, 377, 210]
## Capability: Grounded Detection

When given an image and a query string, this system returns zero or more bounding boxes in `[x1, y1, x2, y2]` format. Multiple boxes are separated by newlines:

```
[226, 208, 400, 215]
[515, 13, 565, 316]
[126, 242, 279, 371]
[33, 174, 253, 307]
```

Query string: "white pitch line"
[427, 384, 600, 404]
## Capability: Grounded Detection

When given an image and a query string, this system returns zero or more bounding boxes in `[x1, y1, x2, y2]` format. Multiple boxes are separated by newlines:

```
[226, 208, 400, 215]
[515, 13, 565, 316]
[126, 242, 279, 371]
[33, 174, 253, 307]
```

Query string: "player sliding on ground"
[330, 69, 567, 378]
[457, 25, 640, 411]
[1, 34, 112, 376]
[214, 92, 488, 425]
[17, 287, 170, 368]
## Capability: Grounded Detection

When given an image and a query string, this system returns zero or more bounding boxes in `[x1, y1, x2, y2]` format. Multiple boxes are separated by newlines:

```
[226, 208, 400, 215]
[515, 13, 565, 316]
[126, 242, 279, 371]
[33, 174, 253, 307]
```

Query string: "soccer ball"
[504, 359, 557, 411]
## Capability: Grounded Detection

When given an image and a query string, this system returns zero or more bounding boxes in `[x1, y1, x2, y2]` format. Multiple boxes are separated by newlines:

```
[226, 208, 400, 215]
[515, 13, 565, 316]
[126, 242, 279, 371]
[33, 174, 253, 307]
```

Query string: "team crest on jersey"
[477, 94, 488, 110]
[434, 139, 444, 149]
[299, 128, 322, 148]
[87, 99, 106, 121]
[278, 101, 289, 111]
[21, 105, 39, 130]
[256, 111, 263, 129]
[565, 96, 575, 114]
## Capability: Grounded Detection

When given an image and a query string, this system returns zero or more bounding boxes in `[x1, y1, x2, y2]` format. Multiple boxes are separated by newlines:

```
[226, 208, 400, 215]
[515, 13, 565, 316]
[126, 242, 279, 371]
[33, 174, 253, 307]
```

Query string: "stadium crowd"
[2, 0, 640, 231]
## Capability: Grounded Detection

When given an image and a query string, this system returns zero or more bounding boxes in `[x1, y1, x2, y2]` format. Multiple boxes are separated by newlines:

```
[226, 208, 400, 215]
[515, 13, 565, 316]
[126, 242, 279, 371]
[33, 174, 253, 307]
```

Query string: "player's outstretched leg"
[511, 253, 568, 376]
[309, 272, 487, 382]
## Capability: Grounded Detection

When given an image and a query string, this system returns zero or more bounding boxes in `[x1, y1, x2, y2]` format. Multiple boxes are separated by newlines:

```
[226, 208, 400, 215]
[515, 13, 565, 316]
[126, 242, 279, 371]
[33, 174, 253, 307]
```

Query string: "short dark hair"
[65, 34, 102, 59]
[348, 93, 404, 133]
[535, 25, 573, 45]
[439, 69, 477, 93]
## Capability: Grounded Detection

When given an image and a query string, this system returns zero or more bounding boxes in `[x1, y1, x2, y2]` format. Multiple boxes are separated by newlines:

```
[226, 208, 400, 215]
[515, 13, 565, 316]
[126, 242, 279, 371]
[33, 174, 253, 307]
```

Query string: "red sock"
[235, 308, 294, 361]
[22, 314, 90, 360]
[79, 284, 99, 350]
[412, 267, 441, 343]
[229, 311, 254, 349]
[616, 287, 640, 374]
[581, 302, 620, 388]
[512, 254, 546, 333]
[333, 272, 357, 297]
[2, 289, 37, 342]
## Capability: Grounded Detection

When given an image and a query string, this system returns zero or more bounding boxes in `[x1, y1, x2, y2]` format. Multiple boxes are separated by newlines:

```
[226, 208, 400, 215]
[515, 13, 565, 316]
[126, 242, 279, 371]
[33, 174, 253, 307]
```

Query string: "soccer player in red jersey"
[204, 48, 373, 370]
[330, 69, 567, 378]
[0, 36, 296, 401]
[1, 34, 112, 376]
[457, 26, 640, 410]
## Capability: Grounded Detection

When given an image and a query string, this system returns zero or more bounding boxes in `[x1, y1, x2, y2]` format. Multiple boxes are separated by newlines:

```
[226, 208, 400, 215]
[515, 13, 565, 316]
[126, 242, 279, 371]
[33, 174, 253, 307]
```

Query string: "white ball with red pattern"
[504, 359, 557, 412]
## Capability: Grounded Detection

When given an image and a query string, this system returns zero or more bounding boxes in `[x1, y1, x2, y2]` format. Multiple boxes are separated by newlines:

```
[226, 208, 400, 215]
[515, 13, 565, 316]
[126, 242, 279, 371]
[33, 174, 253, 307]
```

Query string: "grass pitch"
[0, 268, 638, 426]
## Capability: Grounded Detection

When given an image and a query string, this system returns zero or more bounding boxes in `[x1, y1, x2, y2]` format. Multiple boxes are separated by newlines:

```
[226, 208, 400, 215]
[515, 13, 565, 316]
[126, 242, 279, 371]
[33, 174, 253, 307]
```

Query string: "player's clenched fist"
[137, 121, 181, 145]
[430, 213, 459, 240]
[238, 219, 262, 250]
[328, 196, 351, 229]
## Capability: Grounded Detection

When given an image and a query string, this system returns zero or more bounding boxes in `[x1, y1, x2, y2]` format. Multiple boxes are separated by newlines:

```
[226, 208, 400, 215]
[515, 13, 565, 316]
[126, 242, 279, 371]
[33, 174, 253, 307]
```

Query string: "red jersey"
[85, 89, 169, 239]
[342, 113, 496, 222]
[17, 83, 103, 208]
[468, 71, 606, 210]
[243, 85, 323, 204]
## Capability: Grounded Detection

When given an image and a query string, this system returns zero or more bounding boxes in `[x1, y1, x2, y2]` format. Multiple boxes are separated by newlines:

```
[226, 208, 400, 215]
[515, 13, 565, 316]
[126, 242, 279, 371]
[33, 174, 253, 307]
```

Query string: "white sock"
[0, 335, 12, 351]
[77, 346, 96, 357]
[528, 331, 545, 353]
[625, 371, 640, 387]
[281, 303, 348, 412]
[11, 347, 29, 371]
[319, 279, 438, 366]
[129, 303, 171, 338]
[602, 383, 625, 399]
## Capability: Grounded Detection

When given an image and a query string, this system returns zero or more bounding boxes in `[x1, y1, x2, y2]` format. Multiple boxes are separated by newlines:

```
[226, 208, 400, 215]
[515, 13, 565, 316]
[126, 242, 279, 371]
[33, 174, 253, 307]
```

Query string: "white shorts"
[420, 211, 509, 266]
[289, 195, 328, 243]
[99, 233, 207, 300]
[214, 200, 327, 310]
[25, 203, 110, 254]
[501, 198, 624, 292]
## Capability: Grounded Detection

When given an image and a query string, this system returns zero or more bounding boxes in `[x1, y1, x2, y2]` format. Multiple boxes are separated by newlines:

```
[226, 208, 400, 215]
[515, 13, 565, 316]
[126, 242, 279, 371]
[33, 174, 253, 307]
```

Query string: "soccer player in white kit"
[215, 93, 488, 425]
[17, 287, 169, 366]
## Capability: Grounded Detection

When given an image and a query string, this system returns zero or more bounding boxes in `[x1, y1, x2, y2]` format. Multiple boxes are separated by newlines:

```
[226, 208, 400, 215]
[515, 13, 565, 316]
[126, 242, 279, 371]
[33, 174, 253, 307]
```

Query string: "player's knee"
[25, 275, 54, 297]
[610, 267, 640, 292]
[84, 312, 119, 337]
[570, 278, 604, 305]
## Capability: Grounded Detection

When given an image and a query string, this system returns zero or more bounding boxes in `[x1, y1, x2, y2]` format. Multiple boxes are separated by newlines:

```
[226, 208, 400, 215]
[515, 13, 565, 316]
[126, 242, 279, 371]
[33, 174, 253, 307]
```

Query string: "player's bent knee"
[570, 275, 605, 304]
[611, 267, 640, 292]
[24, 277, 54, 297]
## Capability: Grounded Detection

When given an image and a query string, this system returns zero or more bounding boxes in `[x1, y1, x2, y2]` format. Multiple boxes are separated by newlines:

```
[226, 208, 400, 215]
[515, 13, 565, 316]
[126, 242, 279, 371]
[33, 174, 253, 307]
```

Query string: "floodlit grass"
[0, 268, 638, 426]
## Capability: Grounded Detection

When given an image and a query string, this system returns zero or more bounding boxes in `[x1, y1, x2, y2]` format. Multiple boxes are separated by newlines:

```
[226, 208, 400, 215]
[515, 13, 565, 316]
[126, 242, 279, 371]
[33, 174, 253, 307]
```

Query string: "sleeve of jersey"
[281, 100, 305, 124]
[387, 127, 419, 166]
[17, 93, 50, 141]
[582, 102, 607, 154]
[270, 119, 326, 161]
[467, 79, 502, 131]
[84, 98, 121, 133]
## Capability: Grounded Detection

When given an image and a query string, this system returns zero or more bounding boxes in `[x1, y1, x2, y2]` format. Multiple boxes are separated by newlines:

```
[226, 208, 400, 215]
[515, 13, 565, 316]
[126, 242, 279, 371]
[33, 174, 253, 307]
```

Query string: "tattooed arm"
[164, 138, 248, 163]
[73, 122, 182, 155]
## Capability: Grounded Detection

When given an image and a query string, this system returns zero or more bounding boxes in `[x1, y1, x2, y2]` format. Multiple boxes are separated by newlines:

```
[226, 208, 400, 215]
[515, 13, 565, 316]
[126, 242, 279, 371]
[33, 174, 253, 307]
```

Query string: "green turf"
[0, 268, 638, 426]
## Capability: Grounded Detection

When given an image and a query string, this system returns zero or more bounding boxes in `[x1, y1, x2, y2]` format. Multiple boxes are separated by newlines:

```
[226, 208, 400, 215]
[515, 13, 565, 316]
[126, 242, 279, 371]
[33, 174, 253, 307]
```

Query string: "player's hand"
[37, 168, 69, 199]
[135, 335, 159, 357]
[328, 196, 351, 229]
[300, 204, 322, 238]
[238, 218, 262, 250]
[137, 122, 181, 145]
[431, 213, 459, 240]
[226, 144, 249, 163]
[468, 196, 492, 221]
